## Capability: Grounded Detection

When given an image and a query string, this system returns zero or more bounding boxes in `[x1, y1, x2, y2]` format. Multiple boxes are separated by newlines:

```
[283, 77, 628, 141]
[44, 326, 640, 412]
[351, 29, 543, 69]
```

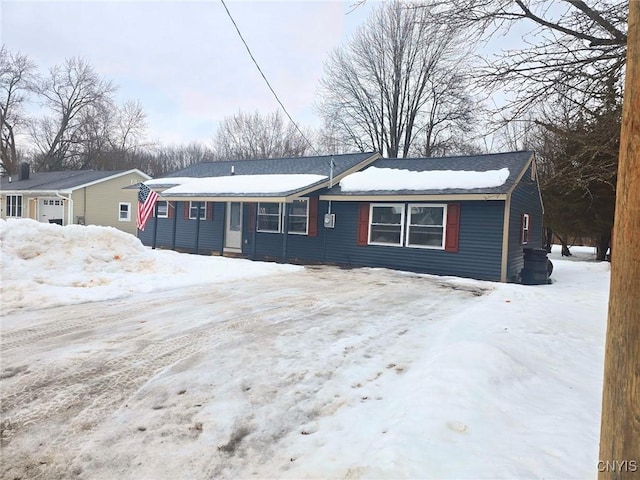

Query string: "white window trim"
[6, 194, 23, 218]
[522, 213, 530, 245]
[368, 203, 405, 247]
[406, 203, 447, 250]
[287, 198, 309, 235]
[156, 200, 169, 218]
[257, 202, 282, 233]
[189, 201, 206, 220]
[118, 202, 131, 222]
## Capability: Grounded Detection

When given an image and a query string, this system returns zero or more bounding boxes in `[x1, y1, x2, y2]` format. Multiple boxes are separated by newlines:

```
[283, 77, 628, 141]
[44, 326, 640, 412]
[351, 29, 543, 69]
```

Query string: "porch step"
[222, 251, 247, 259]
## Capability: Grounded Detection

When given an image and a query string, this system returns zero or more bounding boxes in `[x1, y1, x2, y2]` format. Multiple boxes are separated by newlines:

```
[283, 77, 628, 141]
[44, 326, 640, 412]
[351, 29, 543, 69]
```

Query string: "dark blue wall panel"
[507, 164, 545, 281]
[138, 201, 224, 254]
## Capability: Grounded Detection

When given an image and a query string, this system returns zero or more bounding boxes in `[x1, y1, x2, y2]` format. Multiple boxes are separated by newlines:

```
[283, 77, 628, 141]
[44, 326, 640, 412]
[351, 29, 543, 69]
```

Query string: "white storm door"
[225, 202, 243, 251]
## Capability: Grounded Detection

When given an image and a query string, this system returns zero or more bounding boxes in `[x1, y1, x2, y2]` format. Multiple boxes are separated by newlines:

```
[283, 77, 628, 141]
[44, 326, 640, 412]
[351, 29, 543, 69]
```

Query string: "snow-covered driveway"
[1, 265, 487, 479]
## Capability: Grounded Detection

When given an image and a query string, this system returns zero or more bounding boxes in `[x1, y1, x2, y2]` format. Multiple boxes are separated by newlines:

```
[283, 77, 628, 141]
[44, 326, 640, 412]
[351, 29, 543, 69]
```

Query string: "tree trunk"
[544, 227, 553, 253]
[596, 232, 612, 262]
[598, 1, 640, 477]
[556, 233, 572, 256]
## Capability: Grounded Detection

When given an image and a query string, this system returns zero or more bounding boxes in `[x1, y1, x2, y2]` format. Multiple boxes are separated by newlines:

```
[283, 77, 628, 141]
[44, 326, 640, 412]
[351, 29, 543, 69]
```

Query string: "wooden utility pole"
[598, 1, 640, 478]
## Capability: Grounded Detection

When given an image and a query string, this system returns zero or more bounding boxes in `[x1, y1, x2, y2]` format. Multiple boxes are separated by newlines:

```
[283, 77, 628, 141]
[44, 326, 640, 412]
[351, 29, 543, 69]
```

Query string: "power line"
[219, 0, 320, 156]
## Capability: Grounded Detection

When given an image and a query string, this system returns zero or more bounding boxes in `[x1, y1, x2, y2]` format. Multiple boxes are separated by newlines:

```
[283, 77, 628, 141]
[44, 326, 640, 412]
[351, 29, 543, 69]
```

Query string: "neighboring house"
[138, 151, 543, 283]
[0, 164, 151, 235]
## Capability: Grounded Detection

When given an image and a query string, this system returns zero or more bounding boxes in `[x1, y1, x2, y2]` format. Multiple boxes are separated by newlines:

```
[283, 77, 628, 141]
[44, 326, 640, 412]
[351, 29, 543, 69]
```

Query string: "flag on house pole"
[137, 183, 159, 231]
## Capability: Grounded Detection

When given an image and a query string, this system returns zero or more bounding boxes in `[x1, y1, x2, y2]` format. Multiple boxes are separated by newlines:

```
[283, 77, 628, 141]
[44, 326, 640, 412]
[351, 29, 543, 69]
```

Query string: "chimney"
[19, 163, 30, 181]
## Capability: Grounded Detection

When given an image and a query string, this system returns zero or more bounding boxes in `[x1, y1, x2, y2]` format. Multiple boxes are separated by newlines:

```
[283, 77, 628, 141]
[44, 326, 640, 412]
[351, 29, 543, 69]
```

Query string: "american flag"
[137, 183, 159, 231]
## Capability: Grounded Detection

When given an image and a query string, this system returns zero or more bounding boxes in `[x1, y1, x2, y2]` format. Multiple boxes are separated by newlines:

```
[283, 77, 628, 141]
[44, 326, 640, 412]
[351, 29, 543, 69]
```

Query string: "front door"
[225, 202, 243, 252]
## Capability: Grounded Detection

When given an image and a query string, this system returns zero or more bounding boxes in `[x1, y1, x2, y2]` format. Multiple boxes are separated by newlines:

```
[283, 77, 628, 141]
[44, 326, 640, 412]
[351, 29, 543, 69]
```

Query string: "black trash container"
[521, 248, 552, 285]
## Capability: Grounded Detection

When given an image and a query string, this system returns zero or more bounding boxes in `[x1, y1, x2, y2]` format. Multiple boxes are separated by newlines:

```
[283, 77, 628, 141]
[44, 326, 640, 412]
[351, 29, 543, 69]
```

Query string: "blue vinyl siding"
[138, 202, 224, 254]
[243, 200, 505, 281]
[506, 164, 545, 281]
[324, 201, 504, 281]
[241, 201, 327, 262]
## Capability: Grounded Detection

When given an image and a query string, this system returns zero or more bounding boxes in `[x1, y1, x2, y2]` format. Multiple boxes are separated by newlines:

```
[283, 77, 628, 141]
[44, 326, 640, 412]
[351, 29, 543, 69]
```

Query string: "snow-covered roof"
[340, 167, 510, 192]
[158, 174, 327, 197]
[322, 151, 534, 197]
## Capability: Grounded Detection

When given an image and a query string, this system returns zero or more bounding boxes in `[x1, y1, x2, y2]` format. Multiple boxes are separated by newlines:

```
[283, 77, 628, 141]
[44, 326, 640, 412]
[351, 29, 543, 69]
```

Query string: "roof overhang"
[319, 193, 508, 202]
[0, 189, 73, 195]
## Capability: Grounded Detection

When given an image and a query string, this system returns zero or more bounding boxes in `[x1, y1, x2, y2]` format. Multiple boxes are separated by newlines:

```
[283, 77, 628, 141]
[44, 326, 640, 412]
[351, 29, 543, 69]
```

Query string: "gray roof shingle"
[1, 170, 138, 192]
[321, 151, 534, 196]
[163, 152, 377, 178]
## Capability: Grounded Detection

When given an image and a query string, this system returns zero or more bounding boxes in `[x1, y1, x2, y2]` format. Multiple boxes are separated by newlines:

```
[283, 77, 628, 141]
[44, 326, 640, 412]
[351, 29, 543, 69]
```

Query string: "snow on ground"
[0, 218, 300, 316]
[0, 220, 609, 479]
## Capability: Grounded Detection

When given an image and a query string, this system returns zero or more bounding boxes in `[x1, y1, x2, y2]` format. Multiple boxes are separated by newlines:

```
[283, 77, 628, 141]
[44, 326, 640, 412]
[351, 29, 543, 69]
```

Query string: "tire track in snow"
[0, 267, 486, 479]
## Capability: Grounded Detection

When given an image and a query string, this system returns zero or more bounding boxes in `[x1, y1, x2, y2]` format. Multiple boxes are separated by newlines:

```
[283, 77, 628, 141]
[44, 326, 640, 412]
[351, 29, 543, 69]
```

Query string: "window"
[288, 198, 308, 234]
[257, 203, 281, 233]
[406, 204, 446, 249]
[156, 201, 168, 218]
[229, 202, 241, 231]
[369, 204, 404, 246]
[6, 195, 22, 217]
[189, 201, 206, 220]
[522, 213, 530, 244]
[119, 202, 131, 221]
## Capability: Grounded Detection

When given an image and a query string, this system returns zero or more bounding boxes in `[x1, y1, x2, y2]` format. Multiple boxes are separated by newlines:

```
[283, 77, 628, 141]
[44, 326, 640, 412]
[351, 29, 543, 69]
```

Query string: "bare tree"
[318, 1, 480, 158]
[431, 0, 628, 116]
[0, 46, 36, 175]
[213, 110, 312, 160]
[30, 57, 117, 170]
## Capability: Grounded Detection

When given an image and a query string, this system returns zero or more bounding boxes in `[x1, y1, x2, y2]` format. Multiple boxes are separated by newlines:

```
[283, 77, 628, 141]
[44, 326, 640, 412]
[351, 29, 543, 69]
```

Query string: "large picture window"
[406, 204, 446, 249]
[6, 195, 22, 217]
[257, 203, 281, 233]
[369, 204, 404, 246]
[288, 198, 308, 234]
[189, 201, 206, 220]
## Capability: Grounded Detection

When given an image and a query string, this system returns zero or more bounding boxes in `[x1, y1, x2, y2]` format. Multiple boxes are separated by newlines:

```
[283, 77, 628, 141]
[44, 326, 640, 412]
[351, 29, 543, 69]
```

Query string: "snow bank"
[340, 167, 510, 191]
[0, 218, 300, 314]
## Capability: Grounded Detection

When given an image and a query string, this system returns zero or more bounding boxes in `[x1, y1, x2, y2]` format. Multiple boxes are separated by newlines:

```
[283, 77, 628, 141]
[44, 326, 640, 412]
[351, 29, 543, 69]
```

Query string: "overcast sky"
[2, 1, 382, 146]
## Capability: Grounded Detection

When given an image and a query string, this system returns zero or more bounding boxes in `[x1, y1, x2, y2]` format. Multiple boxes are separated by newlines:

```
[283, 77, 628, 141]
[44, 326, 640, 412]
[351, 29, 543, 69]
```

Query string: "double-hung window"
[257, 203, 281, 233]
[189, 201, 206, 220]
[6, 195, 22, 217]
[156, 200, 168, 218]
[288, 199, 308, 234]
[522, 213, 530, 244]
[119, 202, 131, 221]
[406, 204, 446, 249]
[369, 204, 404, 246]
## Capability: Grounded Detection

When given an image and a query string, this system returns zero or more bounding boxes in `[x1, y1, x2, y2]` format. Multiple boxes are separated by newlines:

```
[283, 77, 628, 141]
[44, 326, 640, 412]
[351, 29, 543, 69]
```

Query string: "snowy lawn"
[0, 220, 609, 479]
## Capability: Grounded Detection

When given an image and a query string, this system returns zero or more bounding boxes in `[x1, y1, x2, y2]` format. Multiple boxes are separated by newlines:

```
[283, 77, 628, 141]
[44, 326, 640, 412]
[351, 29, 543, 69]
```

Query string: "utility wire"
[219, 0, 320, 156]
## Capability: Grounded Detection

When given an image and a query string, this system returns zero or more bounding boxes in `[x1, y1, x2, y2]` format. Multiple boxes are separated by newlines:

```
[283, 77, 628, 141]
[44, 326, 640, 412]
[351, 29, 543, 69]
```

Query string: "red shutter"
[308, 197, 319, 237]
[357, 203, 370, 246]
[206, 202, 213, 221]
[168, 201, 175, 219]
[445, 203, 460, 252]
[183, 202, 189, 219]
[248, 203, 256, 232]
